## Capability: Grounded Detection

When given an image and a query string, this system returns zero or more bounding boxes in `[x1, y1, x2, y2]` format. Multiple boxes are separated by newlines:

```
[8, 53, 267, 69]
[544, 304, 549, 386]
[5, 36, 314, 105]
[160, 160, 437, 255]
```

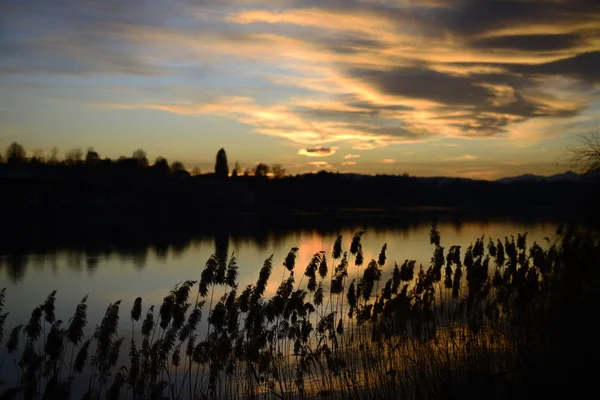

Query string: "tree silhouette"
[254, 163, 270, 177]
[85, 148, 100, 166]
[153, 157, 170, 173]
[191, 166, 201, 176]
[5, 142, 26, 164]
[271, 164, 286, 179]
[48, 147, 59, 165]
[65, 148, 83, 166]
[132, 149, 148, 167]
[215, 148, 229, 179]
[31, 149, 45, 164]
[171, 161, 186, 173]
[232, 161, 241, 177]
[569, 130, 600, 173]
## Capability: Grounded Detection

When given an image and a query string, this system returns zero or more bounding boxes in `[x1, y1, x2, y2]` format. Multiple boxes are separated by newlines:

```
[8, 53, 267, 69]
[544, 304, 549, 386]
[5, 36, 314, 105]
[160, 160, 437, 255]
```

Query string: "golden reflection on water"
[0, 220, 557, 334]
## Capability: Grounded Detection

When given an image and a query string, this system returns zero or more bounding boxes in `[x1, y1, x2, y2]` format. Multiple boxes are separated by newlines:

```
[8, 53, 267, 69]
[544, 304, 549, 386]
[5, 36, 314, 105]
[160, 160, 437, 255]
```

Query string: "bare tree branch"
[568, 130, 600, 174]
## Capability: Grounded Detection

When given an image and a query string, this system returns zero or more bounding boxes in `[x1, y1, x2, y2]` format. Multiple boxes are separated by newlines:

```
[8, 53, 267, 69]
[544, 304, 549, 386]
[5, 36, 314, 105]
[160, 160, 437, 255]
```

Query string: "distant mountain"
[495, 170, 595, 184]
[317, 170, 598, 184]
[334, 173, 485, 187]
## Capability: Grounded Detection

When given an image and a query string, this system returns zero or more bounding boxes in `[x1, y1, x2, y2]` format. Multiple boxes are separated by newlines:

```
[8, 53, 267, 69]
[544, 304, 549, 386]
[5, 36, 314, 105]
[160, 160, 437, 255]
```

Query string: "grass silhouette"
[0, 226, 598, 399]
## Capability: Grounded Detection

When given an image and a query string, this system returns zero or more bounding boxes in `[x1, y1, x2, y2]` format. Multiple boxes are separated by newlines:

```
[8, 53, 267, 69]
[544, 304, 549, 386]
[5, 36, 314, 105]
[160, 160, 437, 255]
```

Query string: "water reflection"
[0, 213, 562, 284]
[0, 215, 565, 355]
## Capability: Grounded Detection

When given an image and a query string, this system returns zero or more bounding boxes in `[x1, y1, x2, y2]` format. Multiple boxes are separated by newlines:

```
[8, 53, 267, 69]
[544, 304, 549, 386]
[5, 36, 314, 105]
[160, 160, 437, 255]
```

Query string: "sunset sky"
[1, 0, 599, 179]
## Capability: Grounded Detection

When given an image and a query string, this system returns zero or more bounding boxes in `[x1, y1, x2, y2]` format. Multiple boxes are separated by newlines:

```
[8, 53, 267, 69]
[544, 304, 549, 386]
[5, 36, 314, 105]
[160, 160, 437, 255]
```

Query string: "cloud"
[308, 161, 332, 168]
[470, 33, 583, 52]
[227, 7, 401, 41]
[0, 0, 187, 76]
[505, 52, 600, 83]
[103, 96, 424, 149]
[341, 65, 589, 138]
[441, 154, 478, 162]
[342, 161, 357, 166]
[298, 147, 336, 157]
[2, 0, 599, 152]
[382, 159, 396, 164]
[347, 67, 492, 106]
[344, 154, 360, 159]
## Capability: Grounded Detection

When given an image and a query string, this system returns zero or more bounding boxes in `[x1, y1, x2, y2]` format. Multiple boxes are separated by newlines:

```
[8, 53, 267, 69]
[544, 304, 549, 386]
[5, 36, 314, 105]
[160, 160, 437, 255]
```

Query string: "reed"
[0, 226, 598, 399]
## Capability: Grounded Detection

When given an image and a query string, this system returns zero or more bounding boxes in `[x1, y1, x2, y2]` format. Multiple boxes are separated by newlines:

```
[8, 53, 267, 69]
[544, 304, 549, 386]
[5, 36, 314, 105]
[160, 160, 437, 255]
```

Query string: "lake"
[0, 215, 560, 336]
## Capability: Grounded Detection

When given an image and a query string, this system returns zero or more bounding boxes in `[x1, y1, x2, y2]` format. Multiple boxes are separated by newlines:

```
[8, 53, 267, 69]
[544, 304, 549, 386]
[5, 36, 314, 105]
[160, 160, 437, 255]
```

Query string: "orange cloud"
[228, 8, 399, 41]
[308, 161, 333, 169]
[344, 154, 360, 159]
[27, 0, 597, 155]
[102, 96, 423, 150]
[342, 161, 357, 166]
[441, 155, 478, 162]
[86, 4, 596, 148]
[382, 159, 396, 164]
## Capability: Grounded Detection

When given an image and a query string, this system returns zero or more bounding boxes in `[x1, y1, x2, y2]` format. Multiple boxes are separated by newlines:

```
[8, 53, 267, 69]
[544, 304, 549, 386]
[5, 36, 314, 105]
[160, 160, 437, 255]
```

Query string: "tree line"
[1, 143, 285, 178]
[1, 141, 598, 222]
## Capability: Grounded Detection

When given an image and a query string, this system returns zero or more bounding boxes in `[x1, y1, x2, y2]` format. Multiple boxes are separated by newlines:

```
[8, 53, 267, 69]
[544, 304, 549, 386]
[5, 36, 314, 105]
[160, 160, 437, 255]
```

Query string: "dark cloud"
[293, 106, 377, 120]
[297, 0, 600, 51]
[322, 37, 388, 55]
[511, 52, 600, 83]
[435, 1, 556, 36]
[0, 0, 188, 76]
[343, 64, 588, 137]
[395, 0, 599, 38]
[371, 125, 420, 138]
[298, 147, 337, 157]
[1, 0, 597, 144]
[470, 34, 582, 52]
[292, 98, 412, 122]
[343, 99, 413, 112]
[348, 67, 492, 106]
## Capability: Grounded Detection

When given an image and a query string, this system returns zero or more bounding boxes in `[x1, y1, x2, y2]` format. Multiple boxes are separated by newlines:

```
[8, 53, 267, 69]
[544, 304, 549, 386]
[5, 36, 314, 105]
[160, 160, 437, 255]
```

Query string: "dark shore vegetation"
[0, 226, 598, 399]
[1, 143, 599, 219]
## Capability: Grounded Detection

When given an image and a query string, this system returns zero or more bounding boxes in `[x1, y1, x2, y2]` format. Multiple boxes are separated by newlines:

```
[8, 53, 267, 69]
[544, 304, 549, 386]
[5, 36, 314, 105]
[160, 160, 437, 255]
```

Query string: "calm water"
[0, 217, 559, 335]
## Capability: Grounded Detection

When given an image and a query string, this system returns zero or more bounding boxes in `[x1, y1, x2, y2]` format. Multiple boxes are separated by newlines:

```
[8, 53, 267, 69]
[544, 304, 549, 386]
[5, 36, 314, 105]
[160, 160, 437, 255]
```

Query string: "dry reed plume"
[0, 225, 598, 399]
